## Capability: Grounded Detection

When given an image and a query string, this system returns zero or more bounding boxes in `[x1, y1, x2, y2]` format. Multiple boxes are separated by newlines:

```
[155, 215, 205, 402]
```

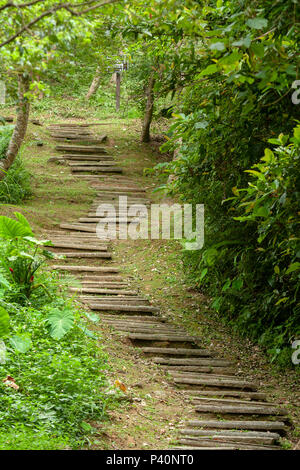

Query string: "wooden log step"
[71, 287, 137, 295]
[191, 397, 279, 407]
[50, 133, 91, 138]
[78, 218, 140, 224]
[180, 429, 280, 445]
[162, 366, 235, 374]
[101, 314, 163, 322]
[127, 333, 199, 342]
[53, 252, 112, 259]
[177, 438, 279, 450]
[71, 166, 123, 173]
[153, 357, 232, 367]
[193, 403, 287, 416]
[68, 161, 118, 167]
[59, 223, 97, 233]
[77, 275, 124, 281]
[171, 446, 236, 450]
[174, 377, 258, 390]
[48, 242, 108, 251]
[88, 303, 160, 313]
[186, 390, 267, 401]
[141, 347, 212, 357]
[186, 419, 287, 432]
[93, 186, 145, 192]
[55, 145, 107, 153]
[101, 320, 169, 327]
[105, 325, 185, 334]
[169, 370, 239, 379]
[81, 282, 128, 287]
[62, 155, 114, 161]
[54, 138, 106, 144]
[80, 298, 149, 306]
[49, 122, 110, 127]
[80, 295, 145, 301]
[52, 265, 120, 273]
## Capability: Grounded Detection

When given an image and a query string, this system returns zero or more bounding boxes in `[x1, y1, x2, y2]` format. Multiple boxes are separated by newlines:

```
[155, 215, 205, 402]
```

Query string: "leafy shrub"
[0, 125, 13, 158]
[0, 214, 111, 447]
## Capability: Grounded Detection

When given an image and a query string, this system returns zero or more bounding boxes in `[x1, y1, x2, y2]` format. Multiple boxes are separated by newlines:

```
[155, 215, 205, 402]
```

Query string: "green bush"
[0, 125, 32, 204]
[0, 214, 111, 448]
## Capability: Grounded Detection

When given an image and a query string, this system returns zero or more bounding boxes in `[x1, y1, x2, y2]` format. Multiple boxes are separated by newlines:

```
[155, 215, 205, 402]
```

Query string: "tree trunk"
[0, 73, 30, 181]
[86, 66, 101, 99]
[141, 74, 155, 143]
[168, 138, 182, 184]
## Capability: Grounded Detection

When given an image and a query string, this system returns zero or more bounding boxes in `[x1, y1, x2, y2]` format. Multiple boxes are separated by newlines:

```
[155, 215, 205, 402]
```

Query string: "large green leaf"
[9, 334, 32, 353]
[46, 308, 74, 340]
[0, 216, 33, 239]
[0, 306, 10, 338]
[13, 212, 33, 234]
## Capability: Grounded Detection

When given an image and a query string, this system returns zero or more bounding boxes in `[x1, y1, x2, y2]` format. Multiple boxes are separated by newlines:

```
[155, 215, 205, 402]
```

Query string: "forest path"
[44, 120, 294, 450]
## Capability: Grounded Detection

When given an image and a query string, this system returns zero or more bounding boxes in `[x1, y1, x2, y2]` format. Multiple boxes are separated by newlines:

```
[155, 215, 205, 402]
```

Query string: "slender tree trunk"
[115, 71, 121, 112]
[168, 138, 182, 184]
[86, 66, 101, 99]
[0, 73, 30, 181]
[141, 74, 155, 143]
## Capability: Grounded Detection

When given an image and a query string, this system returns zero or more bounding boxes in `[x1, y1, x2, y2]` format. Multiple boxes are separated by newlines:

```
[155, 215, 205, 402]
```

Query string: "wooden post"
[116, 71, 121, 112]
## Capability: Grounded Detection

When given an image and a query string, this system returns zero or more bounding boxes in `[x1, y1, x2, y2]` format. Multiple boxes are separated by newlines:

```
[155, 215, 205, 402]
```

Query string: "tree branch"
[0, 0, 119, 48]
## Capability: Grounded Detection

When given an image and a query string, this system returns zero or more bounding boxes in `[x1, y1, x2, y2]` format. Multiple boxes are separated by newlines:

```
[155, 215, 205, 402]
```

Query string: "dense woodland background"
[0, 0, 299, 449]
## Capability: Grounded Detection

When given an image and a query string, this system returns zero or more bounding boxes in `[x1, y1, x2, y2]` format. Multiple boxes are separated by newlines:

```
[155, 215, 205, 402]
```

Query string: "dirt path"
[39, 120, 299, 450]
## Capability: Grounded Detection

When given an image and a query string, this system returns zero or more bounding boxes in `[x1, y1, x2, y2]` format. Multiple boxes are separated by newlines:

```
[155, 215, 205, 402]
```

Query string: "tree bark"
[86, 66, 101, 99]
[0, 73, 30, 181]
[168, 138, 182, 184]
[141, 74, 155, 143]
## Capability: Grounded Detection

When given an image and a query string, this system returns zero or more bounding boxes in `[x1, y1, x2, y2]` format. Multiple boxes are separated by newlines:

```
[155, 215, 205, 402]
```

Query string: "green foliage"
[0, 213, 53, 302]
[0, 300, 109, 446]
[0, 306, 9, 338]
[0, 215, 110, 447]
[0, 156, 32, 204]
[46, 308, 75, 340]
[152, 0, 300, 366]
[0, 125, 13, 158]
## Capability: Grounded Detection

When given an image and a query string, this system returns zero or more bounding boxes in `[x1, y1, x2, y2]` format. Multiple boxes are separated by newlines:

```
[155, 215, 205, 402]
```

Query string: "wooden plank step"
[106, 325, 185, 334]
[71, 288, 137, 295]
[78, 218, 140, 224]
[80, 295, 146, 301]
[174, 377, 258, 390]
[71, 166, 123, 173]
[164, 366, 235, 374]
[141, 347, 212, 357]
[177, 438, 279, 450]
[93, 183, 146, 190]
[59, 223, 97, 233]
[194, 403, 287, 416]
[88, 303, 160, 313]
[52, 265, 120, 273]
[77, 276, 124, 281]
[186, 390, 267, 401]
[62, 155, 115, 161]
[191, 397, 279, 407]
[153, 357, 232, 367]
[68, 161, 118, 167]
[171, 446, 236, 450]
[180, 429, 279, 445]
[180, 428, 280, 439]
[186, 419, 287, 432]
[48, 242, 108, 251]
[55, 145, 107, 153]
[80, 298, 149, 306]
[102, 315, 164, 322]
[81, 282, 128, 287]
[127, 333, 199, 342]
[54, 252, 111, 259]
